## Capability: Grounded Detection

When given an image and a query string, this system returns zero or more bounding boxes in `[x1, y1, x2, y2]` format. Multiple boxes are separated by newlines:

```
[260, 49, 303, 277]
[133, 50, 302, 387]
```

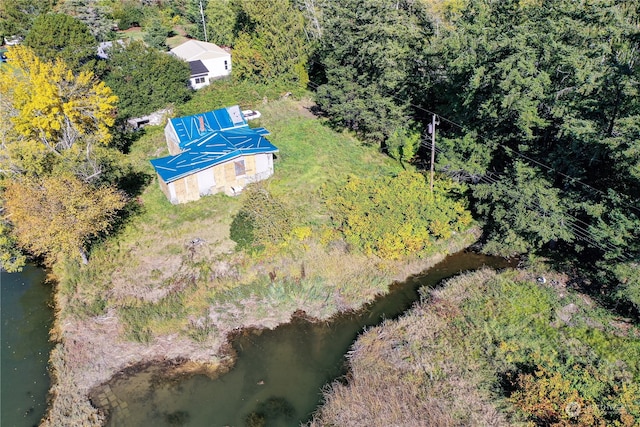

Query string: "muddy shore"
[40, 231, 480, 427]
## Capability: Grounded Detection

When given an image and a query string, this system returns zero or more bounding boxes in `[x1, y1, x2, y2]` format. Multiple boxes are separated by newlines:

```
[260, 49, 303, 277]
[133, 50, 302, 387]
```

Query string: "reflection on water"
[106, 251, 513, 427]
[1, 266, 54, 427]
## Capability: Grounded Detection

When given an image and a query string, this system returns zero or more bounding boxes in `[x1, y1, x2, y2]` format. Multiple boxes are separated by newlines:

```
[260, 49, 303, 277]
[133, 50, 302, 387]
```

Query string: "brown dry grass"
[308, 269, 509, 427]
[43, 97, 482, 427]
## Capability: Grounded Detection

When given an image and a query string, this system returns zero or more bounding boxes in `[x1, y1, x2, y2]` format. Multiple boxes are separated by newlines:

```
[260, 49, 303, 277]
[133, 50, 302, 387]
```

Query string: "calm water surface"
[106, 251, 513, 427]
[1, 266, 54, 427]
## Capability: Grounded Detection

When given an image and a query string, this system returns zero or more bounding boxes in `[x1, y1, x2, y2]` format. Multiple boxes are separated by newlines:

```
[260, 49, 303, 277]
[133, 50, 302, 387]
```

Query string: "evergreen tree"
[314, 0, 433, 147]
[0, 0, 54, 41]
[232, 0, 309, 85]
[205, 0, 237, 46]
[143, 17, 170, 50]
[101, 41, 191, 119]
[24, 13, 97, 71]
[57, 0, 115, 42]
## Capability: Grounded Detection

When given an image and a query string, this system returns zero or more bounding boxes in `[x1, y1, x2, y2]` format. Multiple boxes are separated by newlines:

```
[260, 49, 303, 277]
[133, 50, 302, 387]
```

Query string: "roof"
[97, 40, 125, 59]
[170, 40, 230, 62]
[150, 106, 278, 184]
[189, 60, 209, 76]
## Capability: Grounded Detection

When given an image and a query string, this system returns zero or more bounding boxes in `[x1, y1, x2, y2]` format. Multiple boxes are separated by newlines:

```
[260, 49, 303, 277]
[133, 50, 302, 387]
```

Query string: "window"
[194, 76, 206, 84]
[224, 60, 228, 70]
[234, 160, 246, 176]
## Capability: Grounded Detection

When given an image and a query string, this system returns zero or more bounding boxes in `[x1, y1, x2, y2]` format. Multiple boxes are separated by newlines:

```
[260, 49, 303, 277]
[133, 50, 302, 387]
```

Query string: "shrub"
[323, 171, 472, 259]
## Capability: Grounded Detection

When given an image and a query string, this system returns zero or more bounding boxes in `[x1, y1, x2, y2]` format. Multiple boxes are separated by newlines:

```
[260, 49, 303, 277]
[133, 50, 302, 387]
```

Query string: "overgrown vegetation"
[310, 269, 640, 426]
[313, 0, 640, 312]
[1, 1, 637, 425]
[323, 171, 472, 259]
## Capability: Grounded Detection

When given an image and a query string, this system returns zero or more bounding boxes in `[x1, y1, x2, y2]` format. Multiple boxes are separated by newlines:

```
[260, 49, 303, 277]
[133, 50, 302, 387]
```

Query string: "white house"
[170, 40, 231, 89]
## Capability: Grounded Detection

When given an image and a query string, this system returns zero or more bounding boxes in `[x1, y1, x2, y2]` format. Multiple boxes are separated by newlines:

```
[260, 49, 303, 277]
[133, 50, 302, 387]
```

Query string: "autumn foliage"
[0, 46, 123, 269]
[323, 171, 472, 259]
[3, 174, 125, 265]
[0, 45, 118, 157]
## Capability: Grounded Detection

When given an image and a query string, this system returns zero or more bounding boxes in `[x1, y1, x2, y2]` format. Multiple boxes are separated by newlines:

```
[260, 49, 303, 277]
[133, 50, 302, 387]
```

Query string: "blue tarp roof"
[150, 106, 278, 183]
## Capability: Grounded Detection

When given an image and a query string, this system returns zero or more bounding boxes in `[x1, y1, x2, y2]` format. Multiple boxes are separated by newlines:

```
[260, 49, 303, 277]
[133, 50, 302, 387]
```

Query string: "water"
[105, 251, 513, 427]
[1, 266, 54, 427]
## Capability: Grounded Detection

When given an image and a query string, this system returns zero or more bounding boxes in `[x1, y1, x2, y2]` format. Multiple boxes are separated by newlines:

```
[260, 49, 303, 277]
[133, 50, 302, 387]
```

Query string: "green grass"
[117, 27, 146, 43]
[55, 81, 477, 355]
[310, 269, 640, 426]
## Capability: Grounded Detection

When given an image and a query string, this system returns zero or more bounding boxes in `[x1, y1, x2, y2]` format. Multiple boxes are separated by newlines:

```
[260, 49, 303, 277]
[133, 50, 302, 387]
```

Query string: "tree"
[205, 0, 238, 46]
[2, 174, 126, 265]
[473, 161, 573, 257]
[101, 41, 191, 119]
[0, 0, 54, 41]
[0, 45, 118, 179]
[111, 0, 145, 30]
[314, 0, 433, 147]
[232, 0, 309, 85]
[143, 17, 170, 50]
[422, 0, 640, 262]
[0, 220, 27, 272]
[57, 0, 116, 42]
[24, 13, 97, 71]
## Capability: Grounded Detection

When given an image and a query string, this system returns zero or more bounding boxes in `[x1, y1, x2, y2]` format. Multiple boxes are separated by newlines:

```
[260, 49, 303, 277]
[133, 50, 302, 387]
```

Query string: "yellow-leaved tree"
[0, 45, 118, 177]
[0, 45, 124, 270]
[3, 174, 126, 266]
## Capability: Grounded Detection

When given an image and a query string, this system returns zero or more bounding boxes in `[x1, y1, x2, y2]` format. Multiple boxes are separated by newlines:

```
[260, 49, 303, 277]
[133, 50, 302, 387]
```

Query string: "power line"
[305, 73, 637, 260]
[426, 141, 631, 260]
[306, 68, 639, 212]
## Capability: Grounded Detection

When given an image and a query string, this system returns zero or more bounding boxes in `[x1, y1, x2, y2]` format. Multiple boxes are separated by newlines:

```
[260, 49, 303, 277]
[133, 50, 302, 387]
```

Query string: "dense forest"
[1, 0, 637, 311]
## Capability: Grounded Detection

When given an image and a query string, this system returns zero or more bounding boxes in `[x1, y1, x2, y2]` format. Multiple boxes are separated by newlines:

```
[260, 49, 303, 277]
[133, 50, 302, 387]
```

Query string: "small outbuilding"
[150, 105, 278, 204]
[170, 40, 231, 89]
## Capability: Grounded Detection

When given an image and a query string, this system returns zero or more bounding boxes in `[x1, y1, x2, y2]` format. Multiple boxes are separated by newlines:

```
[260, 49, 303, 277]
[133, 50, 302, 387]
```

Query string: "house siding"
[196, 167, 216, 195]
[165, 126, 181, 155]
[161, 153, 275, 204]
[158, 174, 173, 203]
[173, 174, 200, 204]
[202, 57, 231, 81]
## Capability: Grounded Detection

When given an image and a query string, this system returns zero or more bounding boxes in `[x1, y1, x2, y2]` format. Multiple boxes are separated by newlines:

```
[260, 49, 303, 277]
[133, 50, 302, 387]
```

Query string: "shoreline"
[41, 229, 481, 427]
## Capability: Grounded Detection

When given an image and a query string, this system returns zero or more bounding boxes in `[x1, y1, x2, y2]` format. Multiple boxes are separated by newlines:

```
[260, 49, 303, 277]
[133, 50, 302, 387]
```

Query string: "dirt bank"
[40, 229, 480, 426]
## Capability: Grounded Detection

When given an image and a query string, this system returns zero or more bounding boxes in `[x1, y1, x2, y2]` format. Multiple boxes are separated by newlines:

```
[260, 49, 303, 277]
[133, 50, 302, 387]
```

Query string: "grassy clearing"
[46, 87, 485, 427]
[309, 269, 640, 426]
[53, 89, 413, 336]
[116, 27, 145, 43]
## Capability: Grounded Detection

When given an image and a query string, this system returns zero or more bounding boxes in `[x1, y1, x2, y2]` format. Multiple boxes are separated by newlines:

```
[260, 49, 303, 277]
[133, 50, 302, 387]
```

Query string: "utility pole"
[200, 0, 208, 42]
[428, 113, 440, 196]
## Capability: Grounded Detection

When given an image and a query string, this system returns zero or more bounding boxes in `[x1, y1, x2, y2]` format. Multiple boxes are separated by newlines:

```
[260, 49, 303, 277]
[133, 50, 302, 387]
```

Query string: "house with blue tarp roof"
[150, 105, 278, 204]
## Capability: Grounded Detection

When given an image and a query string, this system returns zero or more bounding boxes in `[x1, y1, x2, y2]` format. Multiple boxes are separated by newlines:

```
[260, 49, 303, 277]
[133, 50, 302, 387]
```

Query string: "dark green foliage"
[57, 0, 115, 42]
[232, 0, 309, 86]
[176, 0, 208, 41]
[111, 0, 144, 30]
[234, 184, 297, 250]
[315, 0, 433, 147]
[24, 13, 97, 71]
[229, 211, 260, 253]
[205, 0, 237, 46]
[473, 161, 573, 257]
[425, 0, 640, 263]
[143, 17, 170, 50]
[0, 0, 54, 40]
[101, 41, 192, 119]
[312, 0, 640, 298]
